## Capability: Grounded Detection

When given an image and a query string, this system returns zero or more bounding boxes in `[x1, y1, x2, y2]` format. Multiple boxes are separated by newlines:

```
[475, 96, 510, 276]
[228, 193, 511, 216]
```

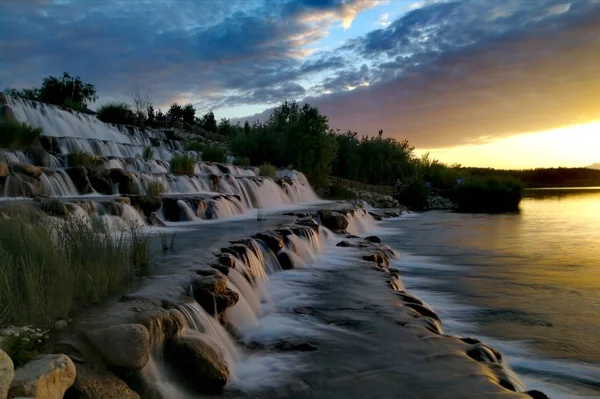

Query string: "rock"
[466, 343, 503, 364]
[135, 309, 185, 345]
[0, 162, 8, 178]
[317, 210, 348, 232]
[275, 228, 294, 238]
[65, 167, 93, 194]
[108, 169, 131, 185]
[38, 136, 57, 153]
[10, 354, 76, 399]
[64, 364, 140, 399]
[11, 163, 43, 178]
[160, 197, 181, 222]
[129, 196, 162, 216]
[254, 232, 283, 253]
[163, 336, 228, 394]
[42, 199, 68, 217]
[191, 275, 239, 315]
[0, 349, 14, 399]
[277, 252, 294, 270]
[364, 236, 381, 243]
[273, 340, 318, 352]
[54, 320, 68, 330]
[405, 302, 441, 322]
[86, 169, 112, 195]
[28, 141, 50, 168]
[117, 176, 140, 196]
[208, 263, 230, 276]
[86, 324, 150, 371]
[336, 240, 352, 247]
[525, 390, 550, 399]
[217, 254, 236, 268]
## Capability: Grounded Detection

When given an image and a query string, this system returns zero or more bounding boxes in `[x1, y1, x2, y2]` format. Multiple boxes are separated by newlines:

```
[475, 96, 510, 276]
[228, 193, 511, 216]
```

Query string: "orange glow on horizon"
[417, 121, 600, 169]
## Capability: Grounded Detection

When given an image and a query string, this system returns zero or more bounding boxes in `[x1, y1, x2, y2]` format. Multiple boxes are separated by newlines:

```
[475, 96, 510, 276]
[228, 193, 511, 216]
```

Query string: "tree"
[182, 103, 196, 125]
[146, 105, 156, 126]
[168, 103, 183, 122]
[129, 86, 155, 120]
[200, 111, 218, 132]
[5, 72, 97, 110]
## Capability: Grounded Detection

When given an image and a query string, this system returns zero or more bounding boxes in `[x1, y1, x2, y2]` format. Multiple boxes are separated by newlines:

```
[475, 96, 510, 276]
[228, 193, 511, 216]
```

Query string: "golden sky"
[416, 121, 600, 169]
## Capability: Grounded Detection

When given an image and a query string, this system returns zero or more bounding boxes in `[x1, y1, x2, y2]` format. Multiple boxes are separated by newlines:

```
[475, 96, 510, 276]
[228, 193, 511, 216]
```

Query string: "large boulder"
[163, 336, 228, 394]
[129, 196, 162, 217]
[86, 324, 150, 371]
[10, 354, 76, 399]
[254, 232, 283, 253]
[64, 364, 140, 399]
[191, 274, 239, 315]
[317, 210, 348, 232]
[11, 163, 43, 178]
[86, 169, 112, 195]
[0, 349, 14, 399]
[65, 167, 93, 194]
[160, 197, 182, 222]
[29, 142, 51, 167]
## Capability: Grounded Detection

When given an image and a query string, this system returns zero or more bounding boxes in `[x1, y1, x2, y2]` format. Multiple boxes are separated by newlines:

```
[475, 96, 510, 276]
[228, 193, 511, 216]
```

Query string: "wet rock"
[12, 163, 43, 178]
[135, 309, 185, 345]
[39, 136, 57, 153]
[277, 252, 294, 270]
[208, 263, 230, 276]
[129, 196, 162, 217]
[336, 240, 352, 247]
[405, 302, 441, 322]
[108, 168, 131, 185]
[526, 390, 550, 399]
[254, 232, 284, 253]
[0, 349, 14, 399]
[364, 236, 381, 243]
[295, 218, 320, 231]
[64, 364, 140, 399]
[275, 228, 294, 238]
[86, 324, 150, 371]
[362, 253, 388, 267]
[195, 267, 222, 277]
[396, 292, 424, 306]
[163, 336, 228, 394]
[86, 169, 112, 195]
[117, 176, 140, 196]
[274, 340, 318, 352]
[459, 337, 481, 345]
[42, 199, 68, 217]
[0, 162, 8, 178]
[293, 307, 314, 315]
[346, 234, 360, 239]
[160, 197, 181, 222]
[410, 317, 444, 335]
[10, 354, 76, 399]
[54, 320, 68, 330]
[368, 212, 383, 221]
[29, 141, 50, 167]
[191, 275, 239, 315]
[317, 210, 348, 232]
[65, 167, 93, 194]
[217, 254, 236, 268]
[222, 244, 250, 259]
[466, 343, 503, 364]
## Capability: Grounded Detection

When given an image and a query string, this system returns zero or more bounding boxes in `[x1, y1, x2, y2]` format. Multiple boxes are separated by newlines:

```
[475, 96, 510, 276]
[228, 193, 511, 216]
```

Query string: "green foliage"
[324, 184, 356, 200]
[142, 146, 153, 160]
[67, 151, 99, 167]
[171, 154, 196, 175]
[201, 145, 226, 163]
[0, 120, 42, 150]
[233, 157, 251, 167]
[97, 102, 136, 125]
[182, 103, 196, 125]
[199, 111, 218, 133]
[450, 175, 524, 213]
[0, 210, 153, 328]
[258, 163, 277, 178]
[168, 103, 183, 122]
[396, 180, 431, 210]
[0, 327, 48, 367]
[146, 181, 165, 196]
[6, 72, 97, 110]
[184, 142, 205, 152]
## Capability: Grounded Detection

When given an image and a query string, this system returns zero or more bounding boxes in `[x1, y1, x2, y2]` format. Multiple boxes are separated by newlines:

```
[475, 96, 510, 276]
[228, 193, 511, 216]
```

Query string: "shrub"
[67, 151, 100, 167]
[0, 120, 42, 150]
[0, 210, 154, 328]
[97, 102, 136, 125]
[449, 175, 524, 213]
[0, 327, 48, 367]
[396, 180, 431, 210]
[170, 154, 196, 175]
[142, 146, 153, 160]
[184, 142, 205, 152]
[233, 157, 251, 167]
[325, 184, 356, 200]
[201, 145, 226, 163]
[258, 163, 277, 178]
[146, 181, 165, 196]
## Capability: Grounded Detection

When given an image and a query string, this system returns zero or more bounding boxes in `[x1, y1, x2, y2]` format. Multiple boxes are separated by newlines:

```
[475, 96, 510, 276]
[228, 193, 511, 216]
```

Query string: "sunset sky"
[1, 0, 599, 169]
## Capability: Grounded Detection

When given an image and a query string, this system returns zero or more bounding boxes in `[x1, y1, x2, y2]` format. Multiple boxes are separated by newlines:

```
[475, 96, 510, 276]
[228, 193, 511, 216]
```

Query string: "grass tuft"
[142, 146, 153, 160]
[67, 151, 100, 167]
[201, 145, 226, 163]
[146, 181, 166, 196]
[0, 120, 42, 150]
[170, 154, 196, 175]
[258, 163, 277, 178]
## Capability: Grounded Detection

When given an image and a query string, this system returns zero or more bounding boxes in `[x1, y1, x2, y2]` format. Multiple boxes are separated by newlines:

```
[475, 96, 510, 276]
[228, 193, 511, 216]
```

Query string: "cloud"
[377, 12, 391, 27]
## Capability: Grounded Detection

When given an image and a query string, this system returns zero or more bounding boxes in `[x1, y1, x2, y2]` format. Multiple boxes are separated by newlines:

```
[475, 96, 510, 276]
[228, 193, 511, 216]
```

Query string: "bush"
[146, 181, 165, 196]
[184, 142, 205, 152]
[233, 157, 251, 167]
[67, 151, 100, 167]
[171, 154, 196, 175]
[396, 180, 431, 210]
[449, 175, 524, 213]
[201, 145, 226, 163]
[0, 120, 42, 150]
[142, 146, 153, 160]
[97, 102, 136, 125]
[0, 327, 48, 367]
[324, 184, 356, 200]
[0, 210, 153, 327]
[258, 163, 277, 178]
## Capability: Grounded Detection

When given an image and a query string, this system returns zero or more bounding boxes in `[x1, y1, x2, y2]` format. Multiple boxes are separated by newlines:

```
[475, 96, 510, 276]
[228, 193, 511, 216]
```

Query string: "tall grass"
[146, 181, 166, 196]
[67, 151, 100, 167]
[0, 209, 153, 327]
[142, 146, 153, 160]
[201, 145, 226, 163]
[259, 163, 277, 178]
[170, 154, 196, 175]
[184, 142, 205, 152]
[0, 120, 42, 150]
[450, 175, 524, 213]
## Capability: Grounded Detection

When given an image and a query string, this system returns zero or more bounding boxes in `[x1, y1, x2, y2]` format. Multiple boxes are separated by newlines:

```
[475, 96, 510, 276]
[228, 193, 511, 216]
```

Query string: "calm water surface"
[382, 188, 600, 398]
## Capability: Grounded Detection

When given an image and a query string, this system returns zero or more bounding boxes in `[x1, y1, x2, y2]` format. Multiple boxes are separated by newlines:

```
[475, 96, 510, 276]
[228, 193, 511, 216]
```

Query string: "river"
[381, 188, 600, 398]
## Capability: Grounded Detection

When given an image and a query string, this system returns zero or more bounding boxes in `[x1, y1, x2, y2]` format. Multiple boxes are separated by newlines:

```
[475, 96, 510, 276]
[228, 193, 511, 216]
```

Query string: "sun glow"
[418, 121, 600, 169]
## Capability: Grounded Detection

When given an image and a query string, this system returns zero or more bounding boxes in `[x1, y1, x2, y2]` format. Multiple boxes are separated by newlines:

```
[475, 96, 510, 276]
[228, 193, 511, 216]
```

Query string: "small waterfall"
[345, 208, 377, 236]
[39, 170, 78, 197]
